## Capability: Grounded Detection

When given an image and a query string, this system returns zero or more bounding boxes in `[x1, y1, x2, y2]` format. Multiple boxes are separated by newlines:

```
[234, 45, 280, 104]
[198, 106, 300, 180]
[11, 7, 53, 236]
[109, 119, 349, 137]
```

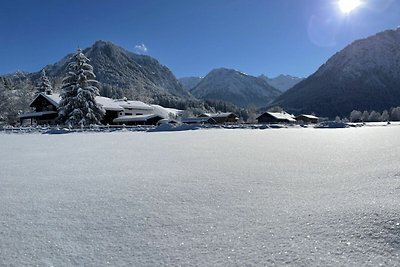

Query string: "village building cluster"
[19, 92, 181, 126]
[19, 91, 319, 126]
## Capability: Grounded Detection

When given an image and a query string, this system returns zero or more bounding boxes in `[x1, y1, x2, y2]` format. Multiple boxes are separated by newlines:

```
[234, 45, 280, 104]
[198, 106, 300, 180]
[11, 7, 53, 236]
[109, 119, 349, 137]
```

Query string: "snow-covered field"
[1, 127, 400, 266]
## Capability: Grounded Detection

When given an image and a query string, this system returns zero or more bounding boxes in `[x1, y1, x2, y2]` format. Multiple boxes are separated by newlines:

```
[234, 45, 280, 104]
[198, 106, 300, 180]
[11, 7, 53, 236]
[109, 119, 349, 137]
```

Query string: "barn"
[256, 111, 296, 124]
[295, 114, 319, 124]
[198, 112, 239, 124]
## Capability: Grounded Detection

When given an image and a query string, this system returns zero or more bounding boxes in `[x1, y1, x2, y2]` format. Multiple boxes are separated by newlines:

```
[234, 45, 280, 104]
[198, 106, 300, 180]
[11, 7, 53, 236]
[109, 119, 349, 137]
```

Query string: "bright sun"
[338, 0, 362, 13]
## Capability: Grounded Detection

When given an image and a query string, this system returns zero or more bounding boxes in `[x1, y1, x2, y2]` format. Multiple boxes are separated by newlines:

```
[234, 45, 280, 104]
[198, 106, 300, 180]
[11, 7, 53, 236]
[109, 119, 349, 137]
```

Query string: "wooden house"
[198, 112, 239, 124]
[19, 93, 176, 126]
[19, 93, 60, 125]
[19, 93, 124, 125]
[295, 114, 319, 124]
[256, 111, 296, 124]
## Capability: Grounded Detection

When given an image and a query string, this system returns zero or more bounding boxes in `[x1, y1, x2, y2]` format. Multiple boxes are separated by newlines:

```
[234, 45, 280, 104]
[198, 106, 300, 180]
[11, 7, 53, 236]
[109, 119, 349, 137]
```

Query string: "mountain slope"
[191, 68, 281, 108]
[35, 40, 192, 102]
[179, 76, 203, 91]
[271, 28, 400, 117]
[259, 74, 304, 92]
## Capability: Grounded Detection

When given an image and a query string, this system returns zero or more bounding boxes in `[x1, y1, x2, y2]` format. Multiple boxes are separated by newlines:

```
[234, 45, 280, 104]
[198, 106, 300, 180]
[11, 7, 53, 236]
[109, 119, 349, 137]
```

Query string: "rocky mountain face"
[33, 41, 192, 103]
[190, 68, 281, 108]
[259, 74, 304, 92]
[271, 28, 400, 118]
[179, 76, 203, 91]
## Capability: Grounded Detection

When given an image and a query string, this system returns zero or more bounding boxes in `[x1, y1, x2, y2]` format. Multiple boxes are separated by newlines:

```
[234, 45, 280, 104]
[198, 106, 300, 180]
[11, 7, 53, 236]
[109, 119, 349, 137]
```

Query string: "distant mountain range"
[4, 27, 400, 120]
[189, 68, 281, 108]
[179, 74, 303, 92]
[271, 28, 400, 118]
[259, 74, 304, 92]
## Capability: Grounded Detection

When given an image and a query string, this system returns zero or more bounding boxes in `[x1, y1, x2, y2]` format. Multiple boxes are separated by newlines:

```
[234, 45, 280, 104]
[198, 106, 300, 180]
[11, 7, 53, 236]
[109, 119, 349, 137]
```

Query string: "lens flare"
[338, 0, 362, 13]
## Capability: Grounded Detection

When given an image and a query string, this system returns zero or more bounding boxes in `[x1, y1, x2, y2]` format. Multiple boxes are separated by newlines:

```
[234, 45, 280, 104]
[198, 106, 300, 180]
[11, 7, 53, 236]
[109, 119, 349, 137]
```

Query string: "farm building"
[19, 93, 61, 125]
[256, 111, 296, 124]
[19, 93, 180, 126]
[198, 112, 239, 124]
[295, 114, 319, 124]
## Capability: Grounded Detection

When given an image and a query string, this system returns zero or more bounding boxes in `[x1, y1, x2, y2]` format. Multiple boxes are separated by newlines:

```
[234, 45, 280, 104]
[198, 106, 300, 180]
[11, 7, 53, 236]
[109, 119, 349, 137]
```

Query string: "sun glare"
[338, 0, 362, 13]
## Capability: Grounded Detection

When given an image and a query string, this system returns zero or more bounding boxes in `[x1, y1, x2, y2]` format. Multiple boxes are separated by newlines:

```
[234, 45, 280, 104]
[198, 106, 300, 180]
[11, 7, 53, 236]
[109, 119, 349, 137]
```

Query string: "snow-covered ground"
[1, 127, 400, 266]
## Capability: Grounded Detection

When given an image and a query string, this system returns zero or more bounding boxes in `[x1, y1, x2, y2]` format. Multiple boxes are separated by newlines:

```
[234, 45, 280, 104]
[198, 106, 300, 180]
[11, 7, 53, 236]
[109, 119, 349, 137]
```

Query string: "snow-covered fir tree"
[36, 69, 53, 95]
[59, 49, 105, 127]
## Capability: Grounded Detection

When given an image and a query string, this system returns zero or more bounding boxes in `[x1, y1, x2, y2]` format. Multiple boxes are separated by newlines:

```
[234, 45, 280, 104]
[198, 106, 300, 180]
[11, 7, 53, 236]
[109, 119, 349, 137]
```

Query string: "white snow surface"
[1, 127, 400, 266]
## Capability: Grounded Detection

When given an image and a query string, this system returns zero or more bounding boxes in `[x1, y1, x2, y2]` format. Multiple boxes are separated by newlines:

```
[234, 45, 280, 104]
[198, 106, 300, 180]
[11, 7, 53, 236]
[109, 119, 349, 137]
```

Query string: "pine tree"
[59, 49, 105, 127]
[381, 110, 389, 122]
[36, 69, 53, 95]
[390, 107, 400, 121]
[349, 110, 362, 122]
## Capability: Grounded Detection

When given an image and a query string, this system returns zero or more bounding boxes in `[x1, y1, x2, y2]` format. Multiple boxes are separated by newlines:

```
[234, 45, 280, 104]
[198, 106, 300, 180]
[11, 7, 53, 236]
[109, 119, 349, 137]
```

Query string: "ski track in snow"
[1, 127, 400, 266]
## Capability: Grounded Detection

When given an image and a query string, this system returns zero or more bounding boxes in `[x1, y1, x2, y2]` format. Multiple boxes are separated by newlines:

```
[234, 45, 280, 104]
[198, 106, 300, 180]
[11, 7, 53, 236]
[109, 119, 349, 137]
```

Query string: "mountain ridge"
[190, 67, 281, 108]
[32, 40, 193, 103]
[259, 74, 304, 92]
[271, 28, 400, 117]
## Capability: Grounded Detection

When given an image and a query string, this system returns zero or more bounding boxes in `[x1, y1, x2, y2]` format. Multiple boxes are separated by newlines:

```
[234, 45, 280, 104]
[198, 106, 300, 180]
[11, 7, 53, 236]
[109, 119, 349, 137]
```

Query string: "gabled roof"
[151, 105, 183, 118]
[200, 112, 238, 118]
[296, 114, 319, 120]
[30, 93, 61, 108]
[96, 97, 124, 111]
[257, 112, 296, 122]
[27, 93, 182, 117]
[115, 99, 153, 110]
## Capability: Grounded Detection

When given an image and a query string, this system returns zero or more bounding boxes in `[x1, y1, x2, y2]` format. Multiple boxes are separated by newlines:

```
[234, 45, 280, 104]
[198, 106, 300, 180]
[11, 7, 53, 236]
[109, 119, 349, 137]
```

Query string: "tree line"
[346, 108, 400, 122]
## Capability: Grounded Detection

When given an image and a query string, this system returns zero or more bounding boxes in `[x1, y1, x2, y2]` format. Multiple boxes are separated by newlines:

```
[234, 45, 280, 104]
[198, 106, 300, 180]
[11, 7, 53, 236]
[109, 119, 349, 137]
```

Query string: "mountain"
[259, 74, 304, 92]
[35, 40, 192, 103]
[179, 76, 203, 91]
[271, 28, 400, 118]
[190, 68, 281, 108]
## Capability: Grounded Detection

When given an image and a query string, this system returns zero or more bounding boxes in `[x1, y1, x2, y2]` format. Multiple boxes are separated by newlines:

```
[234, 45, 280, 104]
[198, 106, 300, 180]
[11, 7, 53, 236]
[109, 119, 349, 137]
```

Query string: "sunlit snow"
[1, 127, 400, 266]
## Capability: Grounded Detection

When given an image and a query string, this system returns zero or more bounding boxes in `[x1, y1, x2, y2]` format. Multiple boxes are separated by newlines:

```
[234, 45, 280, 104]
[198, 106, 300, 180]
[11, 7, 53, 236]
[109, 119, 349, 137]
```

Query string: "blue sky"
[0, 0, 399, 78]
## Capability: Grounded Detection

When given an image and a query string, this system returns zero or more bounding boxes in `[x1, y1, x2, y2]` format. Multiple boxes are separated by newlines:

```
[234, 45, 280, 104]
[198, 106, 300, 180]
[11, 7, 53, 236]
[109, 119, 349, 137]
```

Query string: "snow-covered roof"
[46, 93, 61, 107]
[297, 114, 319, 120]
[31, 93, 148, 112]
[113, 114, 163, 123]
[95, 97, 124, 111]
[200, 112, 237, 118]
[27, 93, 184, 119]
[213, 112, 237, 118]
[115, 100, 153, 110]
[29, 93, 61, 108]
[265, 112, 296, 122]
[151, 104, 182, 118]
